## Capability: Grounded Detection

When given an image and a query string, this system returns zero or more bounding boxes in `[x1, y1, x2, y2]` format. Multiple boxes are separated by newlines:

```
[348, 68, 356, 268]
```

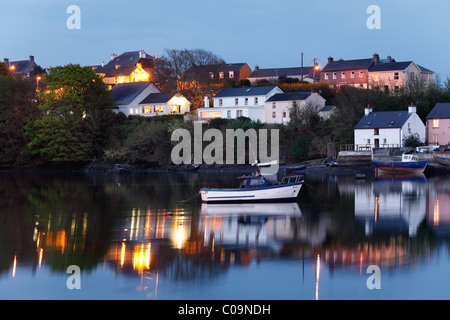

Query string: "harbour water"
[0, 170, 449, 300]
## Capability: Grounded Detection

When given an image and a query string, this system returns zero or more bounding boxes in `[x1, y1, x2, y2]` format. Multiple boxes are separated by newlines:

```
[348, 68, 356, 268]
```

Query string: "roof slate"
[266, 92, 312, 102]
[426, 103, 450, 119]
[321, 58, 374, 72]
[249, 66, 316, 79]
[354, 111, 413, 129]
[214, 86, 279, 98]
[110, 81, 153, 105]
[139, 92, 177, 104]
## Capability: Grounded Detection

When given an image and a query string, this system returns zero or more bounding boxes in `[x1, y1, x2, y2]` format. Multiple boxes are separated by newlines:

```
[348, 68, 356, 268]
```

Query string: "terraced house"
[321, 53, 433, 92]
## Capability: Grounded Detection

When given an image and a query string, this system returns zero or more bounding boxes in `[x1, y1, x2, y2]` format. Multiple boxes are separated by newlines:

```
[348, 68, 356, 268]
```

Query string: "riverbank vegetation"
[1, 62, 450, 168]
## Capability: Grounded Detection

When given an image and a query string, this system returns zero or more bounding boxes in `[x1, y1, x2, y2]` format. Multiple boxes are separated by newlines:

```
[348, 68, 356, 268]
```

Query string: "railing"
[340, 144, 400, 151]
[282, 175, 303, 184]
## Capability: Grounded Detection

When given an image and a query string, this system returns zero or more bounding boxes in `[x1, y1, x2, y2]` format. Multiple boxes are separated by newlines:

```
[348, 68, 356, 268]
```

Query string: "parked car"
[323, 157, 337, 166]
[416, 145, 439, 153]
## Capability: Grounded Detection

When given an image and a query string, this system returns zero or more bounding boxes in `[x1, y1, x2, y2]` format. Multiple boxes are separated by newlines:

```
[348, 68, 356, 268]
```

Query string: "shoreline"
[0, 157, 448, 177]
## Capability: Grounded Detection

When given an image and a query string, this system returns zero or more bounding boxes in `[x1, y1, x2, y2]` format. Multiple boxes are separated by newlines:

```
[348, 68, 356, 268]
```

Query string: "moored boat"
[373, 153, 428, 174]
[199, 174, 303, 203]
[434, 155, 450, 166]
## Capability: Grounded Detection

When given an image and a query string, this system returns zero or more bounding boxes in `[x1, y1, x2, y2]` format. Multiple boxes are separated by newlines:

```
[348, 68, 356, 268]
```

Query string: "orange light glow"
[132, 243, 151, 273]
[315, 254, 320, 300]
[12, 255, 17, 278]
[132, 63, 150, 82]
[10, 65, 15, 71]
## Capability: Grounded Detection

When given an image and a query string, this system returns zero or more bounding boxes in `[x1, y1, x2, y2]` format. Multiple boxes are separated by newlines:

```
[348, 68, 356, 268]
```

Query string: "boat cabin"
[402, 154, 419, 162]
[238, 176, 271, 189]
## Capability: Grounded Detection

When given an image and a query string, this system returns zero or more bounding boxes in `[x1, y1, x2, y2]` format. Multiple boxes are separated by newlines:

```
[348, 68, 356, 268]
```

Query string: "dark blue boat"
[373, 154, 427, 174]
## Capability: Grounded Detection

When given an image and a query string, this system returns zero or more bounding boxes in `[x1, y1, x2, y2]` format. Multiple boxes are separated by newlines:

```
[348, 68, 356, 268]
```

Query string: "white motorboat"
[199, 175, 303, 203]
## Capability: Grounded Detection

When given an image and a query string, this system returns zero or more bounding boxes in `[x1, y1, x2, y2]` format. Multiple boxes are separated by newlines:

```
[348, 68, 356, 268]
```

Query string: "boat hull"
[200, 182, 303, 203]
[373, 159, 428, 173]
[434, 155, 450, 166]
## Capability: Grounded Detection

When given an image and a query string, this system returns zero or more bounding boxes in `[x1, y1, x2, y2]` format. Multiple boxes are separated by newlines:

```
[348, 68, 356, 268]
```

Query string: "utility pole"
[301, 52, 303, 82]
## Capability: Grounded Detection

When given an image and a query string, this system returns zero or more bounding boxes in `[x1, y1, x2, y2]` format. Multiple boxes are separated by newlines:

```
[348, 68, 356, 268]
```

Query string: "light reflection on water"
[0, 171, 450, 299]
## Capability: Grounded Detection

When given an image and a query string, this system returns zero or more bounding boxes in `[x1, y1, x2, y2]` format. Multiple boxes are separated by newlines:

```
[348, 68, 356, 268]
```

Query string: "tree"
[0, 74, 40, 163]
[28, 64, 116, 161]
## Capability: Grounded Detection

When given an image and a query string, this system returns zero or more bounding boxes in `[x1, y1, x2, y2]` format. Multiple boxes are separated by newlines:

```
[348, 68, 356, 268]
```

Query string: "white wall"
[117, 83, 161, 116]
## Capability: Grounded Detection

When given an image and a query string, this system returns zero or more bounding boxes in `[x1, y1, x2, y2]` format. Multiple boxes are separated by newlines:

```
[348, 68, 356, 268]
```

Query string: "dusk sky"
[2, 0, 450, 79]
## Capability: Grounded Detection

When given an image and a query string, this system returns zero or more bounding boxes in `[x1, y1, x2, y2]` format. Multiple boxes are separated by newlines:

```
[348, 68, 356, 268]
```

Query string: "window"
[374, 128, 379, 135]
[219, 99, 223, 106]
[209, 72, 214, 79]
[384, 85, 389, 93]
[394, 72, 399, 80]
[433, 134, 439, 145]
[373, 73, 379, 81]
[154, 106, 163, 113]
[367, 139, 371, 144]
[229, 71, 234, 78]
[272, 112, 276, 118]
[201, 111, 222, 119]
[245, 98, 248, 106]
[341, 72, 345, 79]
[129, 108, 133, 114]
[219, 72, 224, 79]
[394, 86, 400, 94]
[410, 72, 415, 79]
[383, 138, 387, 144]
[351, 71, 354, 78]
[282, 111, 287, 118]
[433, 119, 439, 128]
[235, 98, 239, 106]
[143, 106, 152, 114]
[236, 110, 243, 117]
[333, 72, 337, 79]
[254, 97, 258, 105]
[227, 110, 231, 118]
[170, 105, 180, 114]
[359, 71, 363, 78]
[272, 102, 276, 109]
[325, 73, 329, 80]
[424, 74, 429, 81]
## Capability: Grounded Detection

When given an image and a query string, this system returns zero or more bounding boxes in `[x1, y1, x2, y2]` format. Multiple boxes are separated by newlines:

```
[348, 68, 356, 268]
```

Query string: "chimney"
[111, 53, 117, 61]
[29, 55, 34, 63]
[204, 96, 210, 108]
[139, 50, 146, 59]
[373, 53, 380, 64]
[387, 55, 392, 62]
[3, 58, 9, 67]
[365, 104, 373, 115]
[101, 61, 105, 67]
[328, 57, 334, 64]
[408, 102, 417, 113]
[254, 65, 259, 71]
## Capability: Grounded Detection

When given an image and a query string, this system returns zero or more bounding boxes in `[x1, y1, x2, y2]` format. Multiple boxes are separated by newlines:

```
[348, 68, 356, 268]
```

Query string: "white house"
[264, 89, 326, 124]
[197, 86, 283, 122]
[354, 105, 425, 149]
[139, 92, 191, 116]
[110, 81, 161, 116]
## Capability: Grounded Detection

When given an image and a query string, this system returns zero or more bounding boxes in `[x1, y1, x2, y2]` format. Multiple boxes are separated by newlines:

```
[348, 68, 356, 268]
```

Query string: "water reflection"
[1, 171, 450, 299]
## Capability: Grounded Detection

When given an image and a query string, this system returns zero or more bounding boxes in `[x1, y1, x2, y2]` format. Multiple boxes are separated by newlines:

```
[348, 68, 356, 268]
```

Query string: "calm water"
[0, 169, 449, 300]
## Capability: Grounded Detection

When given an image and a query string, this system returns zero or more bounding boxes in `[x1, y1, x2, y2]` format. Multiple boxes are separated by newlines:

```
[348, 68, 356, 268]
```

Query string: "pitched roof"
[369, 61, 414, 72]
[266, 92, 312, 102]
[354, 111, 413, 129]
[94, 51, 155, 77]
[321, 58, 374, 72]
[426, 103, 450, 119]
[248, 67, 316, 79]
[214, 86, 279, 98]
[110, 81, 154, 105]
[139, 92, 177, 104]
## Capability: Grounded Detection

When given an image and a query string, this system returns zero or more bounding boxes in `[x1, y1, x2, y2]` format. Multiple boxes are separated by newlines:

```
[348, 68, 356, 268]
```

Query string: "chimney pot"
[328, 57, 334, 64]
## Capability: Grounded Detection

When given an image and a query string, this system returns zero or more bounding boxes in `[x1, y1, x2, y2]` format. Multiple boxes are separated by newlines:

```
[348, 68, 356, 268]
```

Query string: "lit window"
[433, 119, 439, 128]
[219, 72, 224, 79]
[209, 72, 214, 79]
[229, 71, 234, 78]
[154, 106, 163, 113]
[373, 73, 379, 81]
[142, 106, 152, 113]
[170, 105, 180, 113]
